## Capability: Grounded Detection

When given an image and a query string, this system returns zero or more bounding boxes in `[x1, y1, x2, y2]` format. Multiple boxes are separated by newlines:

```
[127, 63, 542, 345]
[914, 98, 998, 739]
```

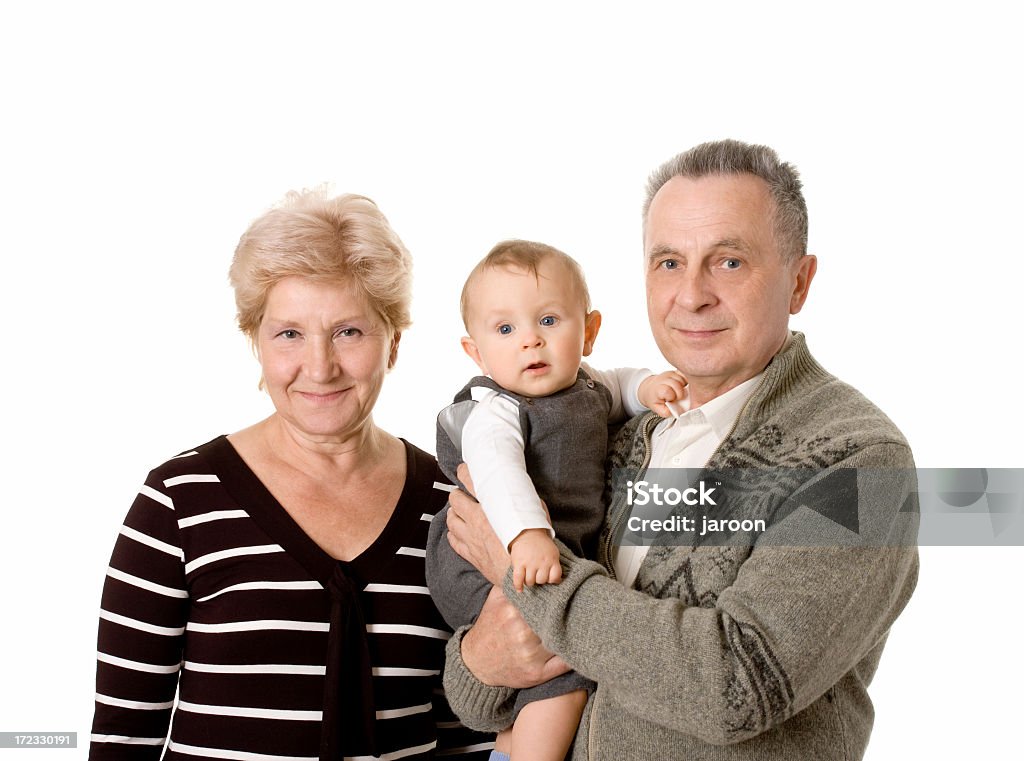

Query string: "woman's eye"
[539, 315, 558, 327]
[336, 328, 362, 338]
[279, 329, 300, 339]
[497, 324, 513, 335]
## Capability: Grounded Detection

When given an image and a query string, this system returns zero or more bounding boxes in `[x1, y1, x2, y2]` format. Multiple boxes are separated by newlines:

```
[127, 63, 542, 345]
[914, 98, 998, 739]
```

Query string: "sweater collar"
[734, 331, 831, 432]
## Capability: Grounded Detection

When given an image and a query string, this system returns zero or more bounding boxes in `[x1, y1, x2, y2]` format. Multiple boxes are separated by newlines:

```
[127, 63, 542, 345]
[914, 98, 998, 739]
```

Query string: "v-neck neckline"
[202, 435, 424, 588]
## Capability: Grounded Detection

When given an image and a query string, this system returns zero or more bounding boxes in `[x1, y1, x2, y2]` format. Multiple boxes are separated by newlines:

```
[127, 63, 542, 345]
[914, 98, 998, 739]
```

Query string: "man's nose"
[674, 269, 716, 311]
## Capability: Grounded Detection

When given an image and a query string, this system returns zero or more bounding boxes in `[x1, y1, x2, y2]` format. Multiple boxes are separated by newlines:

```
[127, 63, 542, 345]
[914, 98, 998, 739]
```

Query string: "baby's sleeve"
[581, 363, 652, 421]
[461, 388, 555, 551]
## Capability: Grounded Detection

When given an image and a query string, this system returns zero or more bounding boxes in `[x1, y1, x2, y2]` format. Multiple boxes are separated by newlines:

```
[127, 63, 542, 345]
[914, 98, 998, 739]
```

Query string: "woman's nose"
[305, 339, 338, 382]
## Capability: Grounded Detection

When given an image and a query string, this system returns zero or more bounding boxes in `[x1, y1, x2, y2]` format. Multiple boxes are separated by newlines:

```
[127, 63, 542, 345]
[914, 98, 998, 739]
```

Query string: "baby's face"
[463, 260, 598, 397]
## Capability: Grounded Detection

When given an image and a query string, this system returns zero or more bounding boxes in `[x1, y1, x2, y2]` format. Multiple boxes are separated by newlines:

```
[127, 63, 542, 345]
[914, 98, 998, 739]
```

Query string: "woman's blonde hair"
[229, 188, 413, 341]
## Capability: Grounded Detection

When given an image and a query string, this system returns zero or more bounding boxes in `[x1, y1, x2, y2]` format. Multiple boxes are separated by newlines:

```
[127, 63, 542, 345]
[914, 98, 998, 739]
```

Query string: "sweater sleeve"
[90, 471, 188, 759]
[441, 626, 519, 733]
[503, 442, 920, 745]
[430, 658, 498, 758]
[462, 389, 554, 550]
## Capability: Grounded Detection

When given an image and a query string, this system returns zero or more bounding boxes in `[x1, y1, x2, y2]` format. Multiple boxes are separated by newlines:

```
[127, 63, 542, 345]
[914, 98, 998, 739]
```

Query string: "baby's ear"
[460, 336, 488, 374]
[582, 310, 602, 356]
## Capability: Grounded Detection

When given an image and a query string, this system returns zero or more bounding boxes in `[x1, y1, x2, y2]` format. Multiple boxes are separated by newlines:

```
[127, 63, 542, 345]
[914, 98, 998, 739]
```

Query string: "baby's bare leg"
[510, 689, 588, 761]
[494, 727, 512, 755]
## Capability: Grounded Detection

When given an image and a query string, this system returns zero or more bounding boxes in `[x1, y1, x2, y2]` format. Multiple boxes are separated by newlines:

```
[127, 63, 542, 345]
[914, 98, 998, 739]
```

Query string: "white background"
[1, 2, 1021, 758]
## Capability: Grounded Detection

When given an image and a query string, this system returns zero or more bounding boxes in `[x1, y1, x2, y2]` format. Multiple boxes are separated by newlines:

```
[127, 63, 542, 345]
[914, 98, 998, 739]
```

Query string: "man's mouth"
[675, 328, 726, 338]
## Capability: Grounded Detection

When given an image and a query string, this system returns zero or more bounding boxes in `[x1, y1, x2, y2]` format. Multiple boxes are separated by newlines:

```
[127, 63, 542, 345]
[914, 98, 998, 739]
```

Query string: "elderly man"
[442, 139, 919, 760]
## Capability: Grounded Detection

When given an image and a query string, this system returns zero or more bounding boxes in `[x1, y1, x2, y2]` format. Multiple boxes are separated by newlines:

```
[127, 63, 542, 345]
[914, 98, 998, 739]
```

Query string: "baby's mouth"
[526, 362, 548, 371]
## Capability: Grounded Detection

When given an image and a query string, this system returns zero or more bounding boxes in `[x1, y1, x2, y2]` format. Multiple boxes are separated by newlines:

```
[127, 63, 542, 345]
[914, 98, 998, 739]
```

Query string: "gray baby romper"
[425, 369, 612, 718]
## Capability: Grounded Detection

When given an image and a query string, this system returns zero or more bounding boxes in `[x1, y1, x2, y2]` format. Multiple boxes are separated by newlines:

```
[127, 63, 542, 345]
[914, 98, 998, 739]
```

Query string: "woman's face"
[256, 276, 398, 445]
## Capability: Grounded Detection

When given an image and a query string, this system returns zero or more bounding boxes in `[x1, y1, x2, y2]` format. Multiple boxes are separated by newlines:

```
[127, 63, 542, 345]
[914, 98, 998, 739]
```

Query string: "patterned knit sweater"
[442, 333, 919, 760]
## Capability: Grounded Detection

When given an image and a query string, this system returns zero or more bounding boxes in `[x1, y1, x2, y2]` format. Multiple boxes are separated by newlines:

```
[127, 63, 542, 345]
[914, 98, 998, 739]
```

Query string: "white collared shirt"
[612, 371, 765, 586]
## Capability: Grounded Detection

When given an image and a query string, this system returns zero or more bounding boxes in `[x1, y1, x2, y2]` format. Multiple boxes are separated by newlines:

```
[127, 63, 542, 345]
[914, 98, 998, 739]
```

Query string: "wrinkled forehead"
[643, 173, 779, 253]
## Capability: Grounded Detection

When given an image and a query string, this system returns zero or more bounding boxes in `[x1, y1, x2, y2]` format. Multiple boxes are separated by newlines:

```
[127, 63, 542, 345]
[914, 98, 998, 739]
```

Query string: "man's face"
[644, 173, 816, 406]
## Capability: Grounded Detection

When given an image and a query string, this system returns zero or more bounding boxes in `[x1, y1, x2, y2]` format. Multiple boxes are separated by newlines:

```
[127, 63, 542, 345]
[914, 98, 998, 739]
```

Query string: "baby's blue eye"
[539, 315, 558, 327]
[498, 324, 513, 335]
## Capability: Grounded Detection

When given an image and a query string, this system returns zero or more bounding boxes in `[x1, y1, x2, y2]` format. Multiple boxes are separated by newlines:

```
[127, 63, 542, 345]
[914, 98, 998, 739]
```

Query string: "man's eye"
[723, 259, 741, 270]
[498, 324, 513, 335]
[661, 259, 679, 270]
[539, 315, 558, 327]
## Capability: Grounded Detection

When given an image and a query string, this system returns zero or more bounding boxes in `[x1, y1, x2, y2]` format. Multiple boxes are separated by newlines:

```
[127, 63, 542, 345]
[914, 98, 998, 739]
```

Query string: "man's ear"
[460, 336, 488, 375]
[789, 255, 817, 314]
[387, 331, 402, 370]
[582, 310, 602, 356]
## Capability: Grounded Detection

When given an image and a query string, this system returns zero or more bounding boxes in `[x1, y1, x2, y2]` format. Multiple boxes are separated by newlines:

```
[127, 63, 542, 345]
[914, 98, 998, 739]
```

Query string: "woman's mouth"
[297, 389, 347, 403]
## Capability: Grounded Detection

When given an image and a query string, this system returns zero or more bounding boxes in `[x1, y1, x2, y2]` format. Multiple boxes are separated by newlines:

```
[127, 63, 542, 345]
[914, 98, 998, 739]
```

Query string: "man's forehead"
[647, 236, 751, 256]
[644, 174, 775, 245]
[650, 173, 771, 213]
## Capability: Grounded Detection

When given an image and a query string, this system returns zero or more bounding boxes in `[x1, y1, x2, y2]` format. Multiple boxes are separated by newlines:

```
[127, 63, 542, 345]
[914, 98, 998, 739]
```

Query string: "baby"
[425, 240, 685, 761]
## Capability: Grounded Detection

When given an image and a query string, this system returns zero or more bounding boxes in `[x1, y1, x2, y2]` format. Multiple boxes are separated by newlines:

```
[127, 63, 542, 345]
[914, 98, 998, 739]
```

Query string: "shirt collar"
[663, 371, 764, 439]
[693, 372, 765, 439]
[666, 332, 791, 438]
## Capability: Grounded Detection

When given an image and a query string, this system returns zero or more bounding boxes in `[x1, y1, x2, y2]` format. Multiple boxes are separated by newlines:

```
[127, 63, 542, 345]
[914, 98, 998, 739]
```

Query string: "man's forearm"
[443, 626, 517, 733]
[504, 446, 920, 744]
[442, 584, 573, 731]
[459, 585, 570, 687]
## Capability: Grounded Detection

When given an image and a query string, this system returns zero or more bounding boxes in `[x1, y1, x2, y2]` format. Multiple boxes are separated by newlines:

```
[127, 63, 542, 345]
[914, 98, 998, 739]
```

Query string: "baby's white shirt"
[460, 364, 651, 551]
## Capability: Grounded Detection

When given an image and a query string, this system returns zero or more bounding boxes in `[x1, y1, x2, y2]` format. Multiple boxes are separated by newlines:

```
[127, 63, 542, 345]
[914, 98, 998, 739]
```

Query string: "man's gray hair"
[644, 139, 808, 261]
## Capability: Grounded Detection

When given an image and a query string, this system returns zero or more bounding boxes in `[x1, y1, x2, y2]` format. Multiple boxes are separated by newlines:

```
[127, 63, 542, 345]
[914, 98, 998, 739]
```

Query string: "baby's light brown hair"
[460, 239, 592, 330]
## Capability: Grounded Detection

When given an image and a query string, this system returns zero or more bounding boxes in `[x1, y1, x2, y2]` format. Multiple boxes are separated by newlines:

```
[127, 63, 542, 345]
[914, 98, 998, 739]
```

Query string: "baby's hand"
[639, 370, 689, 418]
[509, 529, 562, 592]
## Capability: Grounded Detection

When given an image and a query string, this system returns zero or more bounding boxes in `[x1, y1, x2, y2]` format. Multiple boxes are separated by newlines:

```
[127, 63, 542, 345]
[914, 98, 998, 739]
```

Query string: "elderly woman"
[90, 191, 491, 760]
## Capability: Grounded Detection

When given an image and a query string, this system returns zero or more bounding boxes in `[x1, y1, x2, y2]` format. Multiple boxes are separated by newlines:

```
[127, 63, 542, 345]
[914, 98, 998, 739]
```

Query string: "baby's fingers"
[549, 562, 563, 585]
[513, 564, 526, 593]
[658, 378, 688, 402]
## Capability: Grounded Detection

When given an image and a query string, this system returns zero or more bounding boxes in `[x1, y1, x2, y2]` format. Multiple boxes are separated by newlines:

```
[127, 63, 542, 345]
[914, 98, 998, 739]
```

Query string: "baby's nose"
[521, 329, 543, 348]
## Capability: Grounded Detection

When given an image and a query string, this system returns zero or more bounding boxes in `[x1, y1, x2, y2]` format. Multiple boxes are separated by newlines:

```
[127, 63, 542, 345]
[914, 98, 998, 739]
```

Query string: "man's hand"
[509, 529, 562, 592]
[446, 463, 512, 585]
[638, 370, 689, 418]
[461, 586, 571, 688]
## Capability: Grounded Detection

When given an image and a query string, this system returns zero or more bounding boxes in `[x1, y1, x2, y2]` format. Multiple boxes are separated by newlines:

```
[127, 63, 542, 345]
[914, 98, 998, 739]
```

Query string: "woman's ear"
[388, 331, 402, 370]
